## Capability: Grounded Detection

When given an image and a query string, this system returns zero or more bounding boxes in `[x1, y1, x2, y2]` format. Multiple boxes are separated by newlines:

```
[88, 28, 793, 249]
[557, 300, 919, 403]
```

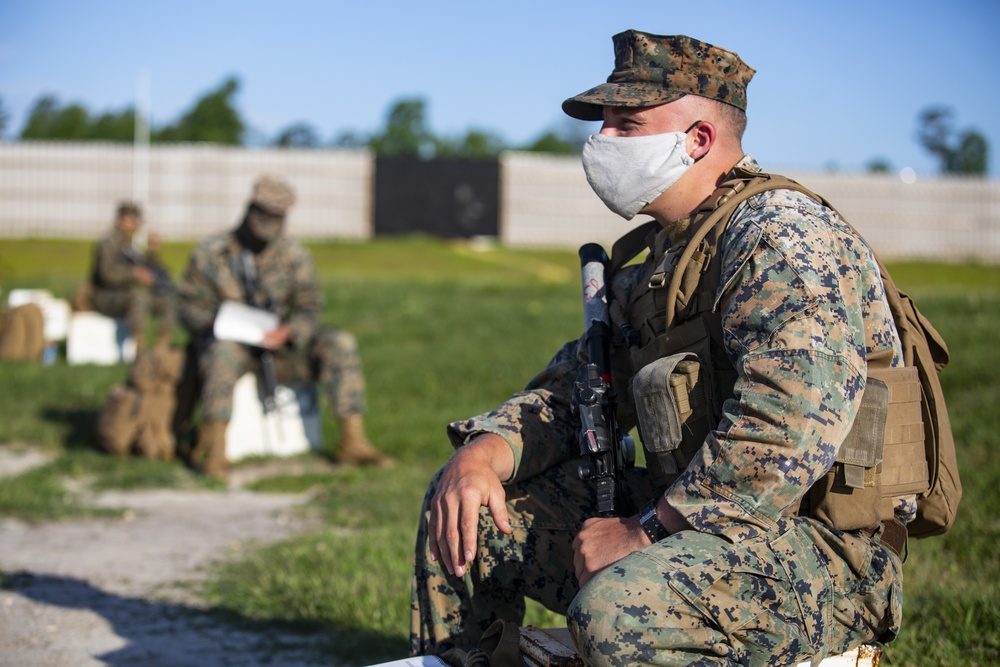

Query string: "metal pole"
[132, 71, 151, 247]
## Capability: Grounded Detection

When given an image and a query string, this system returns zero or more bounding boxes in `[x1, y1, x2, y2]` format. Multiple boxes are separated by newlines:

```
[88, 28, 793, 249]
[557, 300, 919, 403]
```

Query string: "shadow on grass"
[39, 402, 201, 476]
[5, 571, 408, 666]
[40, 405, 101, 452]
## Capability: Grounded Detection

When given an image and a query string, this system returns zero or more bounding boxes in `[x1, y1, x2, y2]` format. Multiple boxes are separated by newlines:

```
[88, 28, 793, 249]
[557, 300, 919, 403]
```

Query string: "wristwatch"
[639, 498, 669, 543]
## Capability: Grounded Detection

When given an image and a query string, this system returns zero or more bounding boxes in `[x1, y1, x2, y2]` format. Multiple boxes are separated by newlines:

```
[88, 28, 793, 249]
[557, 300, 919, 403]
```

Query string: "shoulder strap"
[605, 168, 831, 327]
[609, 220, 659, 276]
[665, 170, 825, 326]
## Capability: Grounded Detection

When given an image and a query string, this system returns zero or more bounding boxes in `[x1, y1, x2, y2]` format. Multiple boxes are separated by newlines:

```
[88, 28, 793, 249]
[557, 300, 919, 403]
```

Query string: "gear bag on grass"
[95, 345, 186, 460]
[609, 169, 961, 538]
[0, 303, 46, 361]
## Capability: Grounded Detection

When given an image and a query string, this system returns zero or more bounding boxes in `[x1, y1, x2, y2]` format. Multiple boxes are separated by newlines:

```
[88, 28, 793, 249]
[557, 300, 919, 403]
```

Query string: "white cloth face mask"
[581, 130, 695, 220]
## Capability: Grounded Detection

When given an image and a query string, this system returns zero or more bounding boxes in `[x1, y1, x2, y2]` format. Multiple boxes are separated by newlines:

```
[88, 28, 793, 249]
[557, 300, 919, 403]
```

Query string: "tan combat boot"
[191, 418, 230, 479]
[337, 413, 393, 468]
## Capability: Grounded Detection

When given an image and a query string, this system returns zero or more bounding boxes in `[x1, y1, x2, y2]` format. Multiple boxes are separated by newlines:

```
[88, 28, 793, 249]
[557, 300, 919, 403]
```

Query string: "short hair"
[683, 95, 747, 143]
[716, 101, 748, 142]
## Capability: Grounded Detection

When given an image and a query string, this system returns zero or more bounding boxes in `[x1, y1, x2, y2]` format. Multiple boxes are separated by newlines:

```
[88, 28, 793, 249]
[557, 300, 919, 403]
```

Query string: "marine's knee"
[568, 563, 679, 667]
[201, 340, 249, 375]
[567, 580, 619, 656]
[203, 339, 242, 360]
[324, 328, 358, 356]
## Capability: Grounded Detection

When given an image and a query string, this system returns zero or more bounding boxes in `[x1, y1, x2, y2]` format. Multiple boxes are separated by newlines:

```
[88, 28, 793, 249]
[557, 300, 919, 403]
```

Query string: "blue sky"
[2, 0, 998, 177]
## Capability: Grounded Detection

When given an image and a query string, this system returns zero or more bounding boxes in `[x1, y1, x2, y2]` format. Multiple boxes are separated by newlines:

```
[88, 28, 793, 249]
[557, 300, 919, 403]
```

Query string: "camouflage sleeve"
[445, 262, 646, 483]
[93, 234, 134, 287]
[447, 340, 581, 482]
[177, 236, 231, 337]
[664, 190, 884, 540]
[283, 242, 321, 349]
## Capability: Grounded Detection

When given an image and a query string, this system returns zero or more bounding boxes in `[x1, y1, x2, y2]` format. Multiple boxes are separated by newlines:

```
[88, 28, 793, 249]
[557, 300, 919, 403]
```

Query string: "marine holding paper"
[177, 175, 393, 478]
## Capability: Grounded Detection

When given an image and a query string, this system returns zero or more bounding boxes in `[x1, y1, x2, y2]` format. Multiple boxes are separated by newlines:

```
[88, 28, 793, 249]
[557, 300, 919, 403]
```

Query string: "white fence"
[499, 152, 1000, 263]
[2, 142, 998, 263]
[0, 142, 372, 240]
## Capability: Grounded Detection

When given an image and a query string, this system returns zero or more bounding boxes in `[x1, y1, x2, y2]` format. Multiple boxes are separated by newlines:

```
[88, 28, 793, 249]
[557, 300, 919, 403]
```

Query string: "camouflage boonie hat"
[562, 31, 755, 121]
[250, 174, 296, 215]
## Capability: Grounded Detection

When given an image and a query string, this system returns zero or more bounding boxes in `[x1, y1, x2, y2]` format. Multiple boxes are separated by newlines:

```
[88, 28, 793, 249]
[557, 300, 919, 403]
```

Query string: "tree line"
[0, 76, 586, 158]
[0, 76, 989, 175]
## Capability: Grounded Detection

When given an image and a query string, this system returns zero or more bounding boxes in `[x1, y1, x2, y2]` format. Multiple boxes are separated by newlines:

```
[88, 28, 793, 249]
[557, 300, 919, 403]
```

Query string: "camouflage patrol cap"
[250, 175, 296, 215]
[117, 201, 142, 219]
[562, 31, 755, 121]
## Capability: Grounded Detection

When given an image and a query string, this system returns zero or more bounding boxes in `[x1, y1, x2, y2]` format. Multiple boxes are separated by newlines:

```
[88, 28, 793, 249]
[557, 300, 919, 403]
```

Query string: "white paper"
[364, 657, 448, 667]
[213, 300, 279, 346]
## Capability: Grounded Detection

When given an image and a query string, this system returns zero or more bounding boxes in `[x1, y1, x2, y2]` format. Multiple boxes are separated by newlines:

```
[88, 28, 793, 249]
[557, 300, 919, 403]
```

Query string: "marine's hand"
[133, 266, 155, 287]
[573, 515, 649, 587]
[428, 434, 514, 578]
[260, 325, 292, 350]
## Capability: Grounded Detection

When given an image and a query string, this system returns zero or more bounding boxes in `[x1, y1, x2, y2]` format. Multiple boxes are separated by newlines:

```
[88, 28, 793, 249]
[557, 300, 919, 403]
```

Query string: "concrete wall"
[499, 151, 1000, 263]
[0, 142, 372, 240]
[2, 142, 998, 263]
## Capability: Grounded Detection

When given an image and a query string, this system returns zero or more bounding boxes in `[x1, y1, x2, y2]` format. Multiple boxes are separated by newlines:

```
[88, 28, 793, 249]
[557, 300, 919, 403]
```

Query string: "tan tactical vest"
[611, 169, 957, 536]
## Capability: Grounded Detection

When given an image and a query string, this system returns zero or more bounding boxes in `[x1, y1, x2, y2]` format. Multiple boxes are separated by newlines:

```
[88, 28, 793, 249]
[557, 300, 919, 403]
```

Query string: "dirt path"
[0, 449, 342, 666]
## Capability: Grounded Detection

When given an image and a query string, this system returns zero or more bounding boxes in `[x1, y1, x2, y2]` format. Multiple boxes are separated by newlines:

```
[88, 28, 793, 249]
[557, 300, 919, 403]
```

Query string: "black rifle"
[574, 243, 635, 517]
[238, 250, 279, 418]
[122, 245, 176, 295]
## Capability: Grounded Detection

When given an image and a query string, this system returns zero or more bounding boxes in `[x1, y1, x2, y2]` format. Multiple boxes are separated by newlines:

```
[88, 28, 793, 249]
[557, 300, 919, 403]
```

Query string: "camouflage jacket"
[178, 232, 321, 349]
[448, 156, 903, 541]
[91, 228, 159, 290]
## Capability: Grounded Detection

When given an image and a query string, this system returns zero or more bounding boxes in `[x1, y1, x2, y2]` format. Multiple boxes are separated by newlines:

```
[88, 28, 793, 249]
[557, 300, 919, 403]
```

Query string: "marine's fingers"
[487, 487, 512, 535]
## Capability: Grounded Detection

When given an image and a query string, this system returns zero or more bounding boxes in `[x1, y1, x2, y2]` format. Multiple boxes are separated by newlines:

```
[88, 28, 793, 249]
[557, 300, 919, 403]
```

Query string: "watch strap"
[639, 498, 669, 543]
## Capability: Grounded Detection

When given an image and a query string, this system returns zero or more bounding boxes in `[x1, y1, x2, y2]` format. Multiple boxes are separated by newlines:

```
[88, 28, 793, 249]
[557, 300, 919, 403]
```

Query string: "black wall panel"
[374, 157, 499, 238]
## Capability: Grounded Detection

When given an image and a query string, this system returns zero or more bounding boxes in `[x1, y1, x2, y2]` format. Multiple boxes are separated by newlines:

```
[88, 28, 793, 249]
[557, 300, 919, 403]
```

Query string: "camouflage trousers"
[409, 458, 902, 666]
[196, 328, 367, 422]
[91, 285, 176, 341]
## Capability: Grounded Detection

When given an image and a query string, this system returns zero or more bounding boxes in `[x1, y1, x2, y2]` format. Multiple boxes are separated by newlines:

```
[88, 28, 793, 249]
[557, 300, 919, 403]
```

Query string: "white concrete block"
[66, 311, 136, 365]
[225, 372, 323, 460]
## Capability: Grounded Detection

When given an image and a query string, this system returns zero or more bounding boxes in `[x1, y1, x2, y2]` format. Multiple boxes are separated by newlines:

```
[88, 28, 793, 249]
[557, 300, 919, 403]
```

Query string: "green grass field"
[1, 238, 998, 665]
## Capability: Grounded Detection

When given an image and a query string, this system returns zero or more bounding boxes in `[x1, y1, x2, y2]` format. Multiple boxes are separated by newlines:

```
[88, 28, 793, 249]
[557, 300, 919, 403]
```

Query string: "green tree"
[521, 119, 590, 155]
[0, 96, 9, 138]
[866, 158, 892, 174]
[522, 130, 574, 154]
[154, 76, 244, 145]
[368, 97, 434, 156]
[916, 106, 989, 177]
[20, 96, 90, 140]
[952, 130, 988, 175]
[331, 129, 368, 149]
[273, 121, 321, 148]
[19, 94, 137, 142]
[436, 128, 506, 159]
[87, 108, 136, 141]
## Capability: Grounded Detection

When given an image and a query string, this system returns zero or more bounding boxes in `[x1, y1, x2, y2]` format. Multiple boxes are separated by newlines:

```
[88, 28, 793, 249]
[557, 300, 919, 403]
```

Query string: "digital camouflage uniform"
[90, 227, 177, 343]
[411, 160, 906, 667]
[178, 231, 367, 422]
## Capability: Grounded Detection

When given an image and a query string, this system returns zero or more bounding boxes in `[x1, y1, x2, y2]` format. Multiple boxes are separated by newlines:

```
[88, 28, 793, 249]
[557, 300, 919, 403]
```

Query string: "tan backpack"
[0, 303, 46, 361]
[95, 346, 187, 460]
[611, 170, 962, 538]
